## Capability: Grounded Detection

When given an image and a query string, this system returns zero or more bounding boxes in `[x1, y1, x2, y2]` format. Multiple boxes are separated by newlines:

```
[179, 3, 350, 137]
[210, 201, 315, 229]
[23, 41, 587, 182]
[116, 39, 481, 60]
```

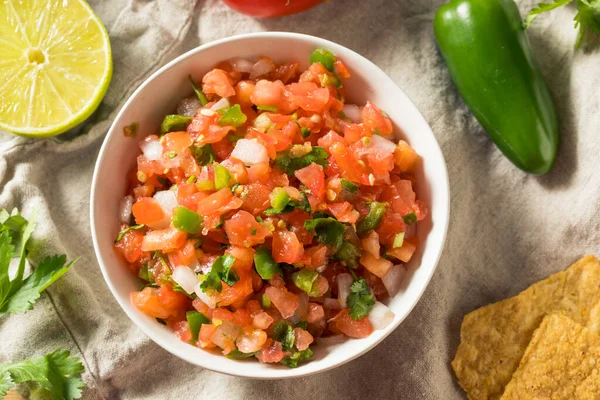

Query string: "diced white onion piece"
[368, 301, 395, 330]
[250, 58, 275, 80]
[119, 195, 133, 223]
[229, 57, 254, 73]
[382, 264, 407, 297]
[323, 297, 342, 310]
[343, 104, 361, 122]
[177, 96, 202, 117]
[194, 283, 217, 308]
[153, 190, 178, 217]
[370, 133, 397, 154]
[231, 139, 269, 166]
[210, 97, 230, 111]
[140, 139, 163, 161]
[172, 266, 198, 294]
[337, 273, 353, 308]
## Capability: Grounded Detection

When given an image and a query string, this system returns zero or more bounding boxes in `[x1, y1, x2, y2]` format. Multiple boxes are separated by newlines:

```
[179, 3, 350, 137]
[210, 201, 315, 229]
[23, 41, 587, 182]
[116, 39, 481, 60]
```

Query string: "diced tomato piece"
[334, 60, 350, 79]
[252, 311, 274, 330]
[294, 162, 325, 200]
[375, 211, 406, 248]
[246, 162, 271, 184]
[226, 246, 255, 274]
[328, 309, 374, 338]
[212, 138, 235, 161]
[241, 182, 271, 214]
[211, 308, 234, 322]
[327, 202, 358, 224]
[301, 244, 328, 270]
[287, 82, 330, 113]
[360, 252, 393, 278]
[115, 227, 146, 263]
[394, 140, 419, 172]
[171, 320, 192, 343]
[307, 303, 325, 325]
[330, 142, 370, 185]
[202, 69, 235, 98]
[361, 231, 380, 259]
[192, 298, 210, 316]
[141, 227, 187, 252]
[196, 188, 243, 216]
[272, 62, 300, 84]
[232, 308, 252, 327]
[234, 80, 256, 108]
[362, 101, 392, 135]
[216, 272, 254, 307]
[387, 237, 418, 263]
[294, 328, 314, 351]
[265, 285, 299, 319]
[236, 328, 268, 353]
[168, 239, 197, 267]
[251, 79, 285, 108]
[163, 131, 193, 153]
[198, 324, 217, 348]
[272, 230, 304, 264]
[257, 339, 285, 363]
[211, 321, 240, 354]
[317, 130, 345, 150]
[131, 285, 188, 320]
[132, 197, 166, 226]
[223, 210, 269, 247]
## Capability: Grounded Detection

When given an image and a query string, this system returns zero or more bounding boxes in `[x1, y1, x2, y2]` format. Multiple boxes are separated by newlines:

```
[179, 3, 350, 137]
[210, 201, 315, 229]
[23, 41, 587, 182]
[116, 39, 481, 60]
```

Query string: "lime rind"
[0, 0, 113, 138]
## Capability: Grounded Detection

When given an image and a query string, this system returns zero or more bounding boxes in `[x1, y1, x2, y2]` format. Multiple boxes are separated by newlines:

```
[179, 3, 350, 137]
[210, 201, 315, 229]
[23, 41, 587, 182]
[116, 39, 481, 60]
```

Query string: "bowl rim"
[90, 31, 450, 379]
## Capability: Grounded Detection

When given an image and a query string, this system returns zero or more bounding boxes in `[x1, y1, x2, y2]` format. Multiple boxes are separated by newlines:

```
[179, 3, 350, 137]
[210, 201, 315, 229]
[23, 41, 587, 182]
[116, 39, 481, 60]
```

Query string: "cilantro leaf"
[275, 146, 329, 176]
[0, 208, 36, 288]
[199, 254, 238, 293]
[114, 224, 145, 243]
[304, 216, 346, 252]
[0, 349, 85, 400]
[0, 255, 78, 317]
[347, 279, 375, 320]
[272, 321, 295, 351]
[280, 347, 314, 368]
[525, 0, 574, 28]
[192, 144, 215, 166]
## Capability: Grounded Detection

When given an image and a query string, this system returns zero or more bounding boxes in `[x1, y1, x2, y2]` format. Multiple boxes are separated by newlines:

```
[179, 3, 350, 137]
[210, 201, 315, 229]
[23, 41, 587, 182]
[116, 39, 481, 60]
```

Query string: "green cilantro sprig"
[0, 349, 85, 400]
[0, 209, 78, 317]
[525, 0, 600, 47]
[199, 254, 237, 293]
[275, 146, 329, 176]
[347, 278, 375, 320]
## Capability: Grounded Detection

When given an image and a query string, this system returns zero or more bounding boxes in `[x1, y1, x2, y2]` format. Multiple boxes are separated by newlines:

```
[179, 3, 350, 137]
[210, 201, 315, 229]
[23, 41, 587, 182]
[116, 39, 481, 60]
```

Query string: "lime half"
[0, 0, 112, 137]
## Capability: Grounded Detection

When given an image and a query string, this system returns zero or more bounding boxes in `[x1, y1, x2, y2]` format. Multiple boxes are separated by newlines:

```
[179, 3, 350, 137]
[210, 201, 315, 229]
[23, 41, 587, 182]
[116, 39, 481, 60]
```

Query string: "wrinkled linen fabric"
[1, 0, 599, 398]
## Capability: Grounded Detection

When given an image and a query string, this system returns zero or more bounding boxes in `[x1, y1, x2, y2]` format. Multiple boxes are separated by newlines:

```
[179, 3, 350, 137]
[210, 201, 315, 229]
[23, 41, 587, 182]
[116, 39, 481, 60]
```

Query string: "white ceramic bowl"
[90, 32, 449, 379]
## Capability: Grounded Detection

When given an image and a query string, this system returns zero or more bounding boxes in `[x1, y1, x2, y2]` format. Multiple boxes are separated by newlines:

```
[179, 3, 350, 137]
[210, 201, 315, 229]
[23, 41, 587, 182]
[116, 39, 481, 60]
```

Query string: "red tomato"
[234, 80, 256, 107]
[202, 69, 235, 98]
[131, 197, 165, 226]
[222, 0, 322, 18]
[141, 227, 187, 252]
[250, 79, 285, 108]
[196, 188, 243, 216]
[241, 182, 271, 214]
[362, 101, 393, 135]
[223, 210, 268, 247]
[131, 285, 189, 320]
[272, 230, 304, 263]
[287, 82, 330, 113]
[115, 227, 146, 263]
[163, 131, 193, 153]
[328, 309, 374, 338]
[294, 162, 325, 199]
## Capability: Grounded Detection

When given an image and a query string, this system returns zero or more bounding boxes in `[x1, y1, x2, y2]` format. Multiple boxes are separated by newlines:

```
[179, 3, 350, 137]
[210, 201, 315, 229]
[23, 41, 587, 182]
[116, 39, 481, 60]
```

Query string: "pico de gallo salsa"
[115, 48, 427, 367]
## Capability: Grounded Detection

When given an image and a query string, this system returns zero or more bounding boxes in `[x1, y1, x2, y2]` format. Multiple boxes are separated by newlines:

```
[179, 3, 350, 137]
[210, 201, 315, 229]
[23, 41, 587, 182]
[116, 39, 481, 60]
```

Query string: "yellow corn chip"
[501, 314, 600, 399]
[452, 255, 600, 400]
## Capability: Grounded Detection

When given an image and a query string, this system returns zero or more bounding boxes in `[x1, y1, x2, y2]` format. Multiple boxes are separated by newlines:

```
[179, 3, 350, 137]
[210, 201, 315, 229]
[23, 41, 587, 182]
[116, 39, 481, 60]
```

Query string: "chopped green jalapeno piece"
[226, 349, 257, 359]
[402, 212, 417, 224]
[256, 104, 278, 112]
[319, 74, 342, 88]
[186, 310, 209, 344]
[189, 75, 208, 106]
[280, 347, 313, 368]
[335, 242, 361, 267]
[291, 269, 321, 297]
[171, 206, 203, 234]
[310, 48, 336, 72]
[160, 114, 192, 135]
[195, 179, 214, 191]
[340, 178, 358, 193]
[218, 104, 247, 127]
[393, 232, 405, 248]
[213, 163, 232, 190]
[253, 247, 281, 280]
[270, 187, 291, 211]
[356, 202, 387, 235]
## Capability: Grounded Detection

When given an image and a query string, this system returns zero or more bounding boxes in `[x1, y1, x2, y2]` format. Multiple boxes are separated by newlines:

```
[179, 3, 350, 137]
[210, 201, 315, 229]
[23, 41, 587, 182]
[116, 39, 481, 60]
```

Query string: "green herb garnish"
[160, 115, 192, 135]
[356, 202, 387, 235]
[115, 224, 145, 243]
[347, 278, 375, 320]
[275, 146, 329, 176]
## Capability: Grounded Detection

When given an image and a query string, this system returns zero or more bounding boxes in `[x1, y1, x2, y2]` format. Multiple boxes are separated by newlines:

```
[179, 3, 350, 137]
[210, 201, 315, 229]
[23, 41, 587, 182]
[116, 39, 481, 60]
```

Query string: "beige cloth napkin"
[1, 0, 598, 398]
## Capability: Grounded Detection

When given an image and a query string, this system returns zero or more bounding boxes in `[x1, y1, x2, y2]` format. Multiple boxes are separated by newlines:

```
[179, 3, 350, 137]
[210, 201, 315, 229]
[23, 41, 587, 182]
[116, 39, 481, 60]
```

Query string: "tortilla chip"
[501, 314, 600, 399]
[452, 256, 600, 400]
